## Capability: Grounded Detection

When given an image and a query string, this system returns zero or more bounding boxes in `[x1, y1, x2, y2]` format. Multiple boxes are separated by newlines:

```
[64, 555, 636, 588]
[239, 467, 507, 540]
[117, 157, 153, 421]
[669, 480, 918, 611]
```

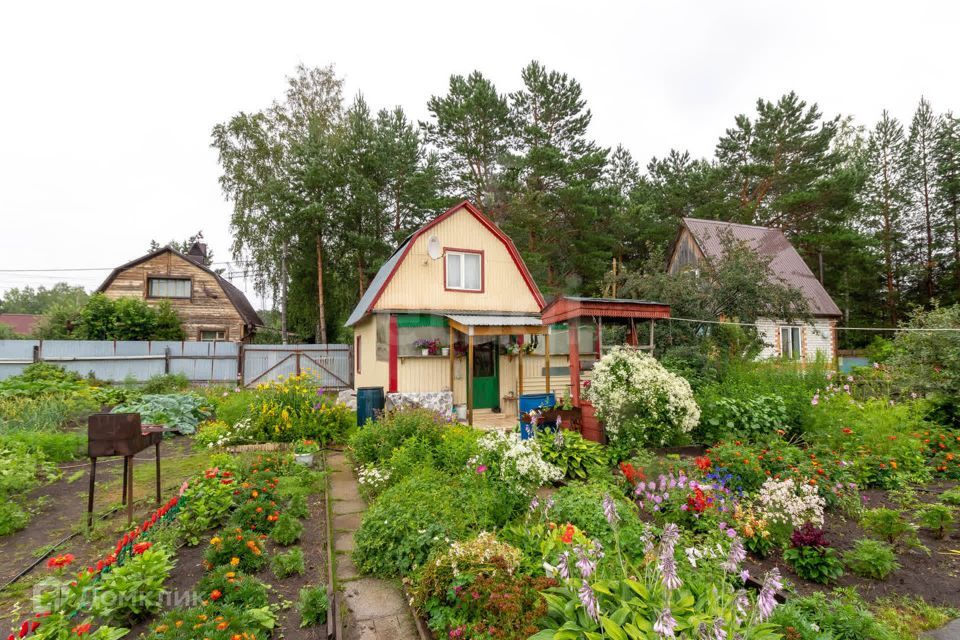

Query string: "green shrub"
[299, 586, 329, 627]
[860, 508, 923, 550]
[887, 305, 960, 418]
[286, 493, 310, 519]
[536, 429, 606, 481]
[142, 373, 190, 394]
[843, 539, 900, 580]
[211, 389, 256, 425]
[229, 498, 278, 534]
[548, 480, 645, 549]
[353, 470, 518, 577]
[348, 409, 444, 467]
[271, 547, 306, 578]
[770, 590, 898, 640]
[2, 430, 86, 462]
[205, 528, 267, 573]
[696, 394, 787, 443]
[0, 501, 29, 536]
[784, 545, 844, 585]
[177, 470, 236, 545]
[270, 514, 304, 546]
[197, 566, 269, 608]
[142, 604, 275, 640]
[75, 293, 185, 341]
[941, 487, 960, 505]
[917, 503, 954, 539]
[93, 544, 175, 624]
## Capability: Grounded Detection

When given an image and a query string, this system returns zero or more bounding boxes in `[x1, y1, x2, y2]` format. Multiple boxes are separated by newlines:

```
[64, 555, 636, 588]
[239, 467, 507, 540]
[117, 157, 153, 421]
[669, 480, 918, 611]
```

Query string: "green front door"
[472, 340, 499, 409]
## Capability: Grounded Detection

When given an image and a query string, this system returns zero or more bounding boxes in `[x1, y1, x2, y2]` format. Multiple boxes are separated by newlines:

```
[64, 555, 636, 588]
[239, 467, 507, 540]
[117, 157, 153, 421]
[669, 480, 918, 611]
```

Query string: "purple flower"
[659, 554, 682, 590]
[722, 537, 746, 573]
[603, 494, 619, 526]
[755, 568, 782, 621]
[529, 496, 539, 512]
[557, 551, 570, 579]
[574, 546, 596, 579]
[653, 607, 677, 638]
[711, 618, 728, 640]
[740, 568, 750, 583]
[578, 581, 599, 621]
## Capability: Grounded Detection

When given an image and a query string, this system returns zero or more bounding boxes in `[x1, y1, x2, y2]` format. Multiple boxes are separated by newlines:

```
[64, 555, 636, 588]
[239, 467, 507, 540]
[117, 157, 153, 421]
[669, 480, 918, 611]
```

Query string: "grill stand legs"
[87, 457, 97, 530]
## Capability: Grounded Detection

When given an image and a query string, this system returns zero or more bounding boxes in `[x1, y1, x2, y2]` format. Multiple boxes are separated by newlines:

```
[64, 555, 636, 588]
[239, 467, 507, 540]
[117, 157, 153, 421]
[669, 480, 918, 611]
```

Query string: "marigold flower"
[230, 557, 240, 566]
[72, 623, 92, 636]
[210, 589, 222, 601]
[47, 554, 75, 569]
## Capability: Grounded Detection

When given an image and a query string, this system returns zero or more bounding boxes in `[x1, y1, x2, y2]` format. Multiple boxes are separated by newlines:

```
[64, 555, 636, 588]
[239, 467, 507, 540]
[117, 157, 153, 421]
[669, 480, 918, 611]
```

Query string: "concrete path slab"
[327, 451, 419, 640]
[923, 619, 960, 640]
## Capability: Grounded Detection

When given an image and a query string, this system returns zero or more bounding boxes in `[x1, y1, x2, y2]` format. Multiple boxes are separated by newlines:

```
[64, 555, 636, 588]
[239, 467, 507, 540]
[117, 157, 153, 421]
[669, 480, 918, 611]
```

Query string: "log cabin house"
[345, 201, 670, 429]
[666, 218, 842, 362]
[96, 243, 263, 342]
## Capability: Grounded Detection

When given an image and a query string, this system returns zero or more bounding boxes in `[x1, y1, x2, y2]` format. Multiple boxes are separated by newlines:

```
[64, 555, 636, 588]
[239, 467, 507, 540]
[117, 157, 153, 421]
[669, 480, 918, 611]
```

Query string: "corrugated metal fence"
[0, 340, 353, 389]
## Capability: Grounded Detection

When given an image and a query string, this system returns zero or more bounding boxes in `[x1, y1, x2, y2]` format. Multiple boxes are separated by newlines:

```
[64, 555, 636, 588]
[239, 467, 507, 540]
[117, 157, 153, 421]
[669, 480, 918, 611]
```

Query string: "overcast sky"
[2, 0, 958, 309]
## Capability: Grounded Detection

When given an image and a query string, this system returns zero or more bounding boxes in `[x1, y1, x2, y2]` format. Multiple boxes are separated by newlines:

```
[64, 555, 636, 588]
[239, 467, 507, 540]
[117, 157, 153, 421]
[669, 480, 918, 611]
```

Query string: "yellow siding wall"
[353, 316, 388, 389]
[374, 206, 541, 314]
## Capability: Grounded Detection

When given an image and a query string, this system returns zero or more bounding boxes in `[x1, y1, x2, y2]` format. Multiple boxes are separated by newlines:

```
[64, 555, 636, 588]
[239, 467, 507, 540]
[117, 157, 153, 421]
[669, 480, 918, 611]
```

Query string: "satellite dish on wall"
[427, 235, 442, 260]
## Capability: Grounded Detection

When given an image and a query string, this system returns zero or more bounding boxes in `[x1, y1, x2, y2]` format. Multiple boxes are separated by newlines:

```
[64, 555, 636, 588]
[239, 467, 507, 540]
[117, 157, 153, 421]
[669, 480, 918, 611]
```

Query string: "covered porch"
[444, 314, 549, 426]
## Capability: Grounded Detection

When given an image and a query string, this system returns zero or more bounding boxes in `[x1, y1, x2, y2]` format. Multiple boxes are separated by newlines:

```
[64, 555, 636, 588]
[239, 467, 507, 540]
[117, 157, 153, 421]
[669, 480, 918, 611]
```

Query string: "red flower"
[46, 554, 75, 569]
[210, 589, 223, 601]
[72, 623, 91, 636]
[694, 456, 712, 471]
[133, 542, 152, 555]
[560, 523, 575, 544]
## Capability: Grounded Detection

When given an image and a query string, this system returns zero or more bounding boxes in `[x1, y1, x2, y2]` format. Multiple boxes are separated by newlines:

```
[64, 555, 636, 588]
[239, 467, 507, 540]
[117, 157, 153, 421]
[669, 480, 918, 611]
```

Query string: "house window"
[148, 277, 191, 299]
[199, 329, 227, 341]
[356, 335, 361, 374]
[445, 250, 482, 292]
[780, 326, 802, 359]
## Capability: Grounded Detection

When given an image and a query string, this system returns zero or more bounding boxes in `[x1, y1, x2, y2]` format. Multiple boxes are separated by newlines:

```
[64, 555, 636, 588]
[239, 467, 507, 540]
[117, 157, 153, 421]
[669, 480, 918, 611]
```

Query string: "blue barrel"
[356, 387, 385, 426]
[519, 392, 556, 440]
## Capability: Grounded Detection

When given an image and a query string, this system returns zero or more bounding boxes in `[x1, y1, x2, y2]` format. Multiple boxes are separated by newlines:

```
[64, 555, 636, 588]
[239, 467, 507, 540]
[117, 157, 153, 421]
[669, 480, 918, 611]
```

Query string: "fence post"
[32, 344, 40, 364]
[164, 347, 171, 374]
[238, 342, 245, 387]
[295, 351, 301, 377]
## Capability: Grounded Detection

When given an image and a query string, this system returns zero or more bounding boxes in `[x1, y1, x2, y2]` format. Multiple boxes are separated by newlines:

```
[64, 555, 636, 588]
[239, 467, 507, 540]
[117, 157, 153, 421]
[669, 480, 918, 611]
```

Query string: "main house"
[346, 201, 669, 425]
[667, 217, 842, 362]
[96, 243, 263, 342]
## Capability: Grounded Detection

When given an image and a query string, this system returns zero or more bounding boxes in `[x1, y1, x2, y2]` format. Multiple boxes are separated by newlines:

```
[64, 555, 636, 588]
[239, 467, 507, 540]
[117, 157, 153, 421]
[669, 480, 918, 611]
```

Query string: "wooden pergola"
[539, 297, 671, 408]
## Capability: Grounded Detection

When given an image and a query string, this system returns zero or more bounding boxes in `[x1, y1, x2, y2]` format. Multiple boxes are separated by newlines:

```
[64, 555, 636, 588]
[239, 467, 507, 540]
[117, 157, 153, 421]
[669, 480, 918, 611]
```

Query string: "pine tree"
[423, 72, 512, 214]
[935, 111, 960, 300]
[862, 111, 911, 324]
[906, 97, 942, 303]
[504, 61, 613, 294]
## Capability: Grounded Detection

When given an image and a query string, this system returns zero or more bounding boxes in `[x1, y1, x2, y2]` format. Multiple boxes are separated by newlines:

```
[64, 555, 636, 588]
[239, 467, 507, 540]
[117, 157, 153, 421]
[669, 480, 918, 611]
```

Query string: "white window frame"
[147, 277, 192, 299]
[199, 329, 227, 342]
[445, 250, 482, 292]
[780, 325, 802, 360]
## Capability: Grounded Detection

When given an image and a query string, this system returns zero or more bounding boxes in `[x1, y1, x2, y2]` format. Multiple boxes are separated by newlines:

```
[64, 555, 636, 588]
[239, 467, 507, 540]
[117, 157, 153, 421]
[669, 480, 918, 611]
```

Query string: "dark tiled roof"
[681, 218, 842, 317]
[0, 313, 41, 335]
[96, 247, 264, 328]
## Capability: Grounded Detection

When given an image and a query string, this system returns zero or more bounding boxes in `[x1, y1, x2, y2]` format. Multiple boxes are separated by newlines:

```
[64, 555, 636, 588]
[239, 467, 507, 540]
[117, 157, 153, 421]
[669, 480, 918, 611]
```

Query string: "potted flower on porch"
[414, 338, 441, 356]
[293, 439, 319, 466]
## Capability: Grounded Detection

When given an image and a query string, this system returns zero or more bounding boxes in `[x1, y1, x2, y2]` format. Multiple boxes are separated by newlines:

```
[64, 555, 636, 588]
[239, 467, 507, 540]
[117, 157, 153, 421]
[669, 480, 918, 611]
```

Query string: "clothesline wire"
[658, 316, 960, 333]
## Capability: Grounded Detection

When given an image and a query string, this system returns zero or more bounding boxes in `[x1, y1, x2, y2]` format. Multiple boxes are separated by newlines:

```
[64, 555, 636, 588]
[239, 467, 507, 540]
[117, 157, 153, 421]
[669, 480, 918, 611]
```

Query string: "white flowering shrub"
[755, 477, 825, 533]
[357, 464, 392, 497]
[586, 347, 700, 448]
[475, 431, 563, 496]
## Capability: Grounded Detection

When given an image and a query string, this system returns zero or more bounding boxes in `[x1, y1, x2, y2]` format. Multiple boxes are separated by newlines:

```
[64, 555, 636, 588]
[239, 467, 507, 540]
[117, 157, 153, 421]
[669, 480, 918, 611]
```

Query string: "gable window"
[148, 277, 191, 299]
[445, 250, 483, 292]
[199, 329, 227, 341]
[780, 326, 802, 359]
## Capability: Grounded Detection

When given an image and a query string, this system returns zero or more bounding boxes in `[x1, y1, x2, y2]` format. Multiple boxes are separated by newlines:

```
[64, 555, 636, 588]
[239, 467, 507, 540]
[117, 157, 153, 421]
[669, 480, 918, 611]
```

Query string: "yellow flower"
[230, 557, 240, 566]
[210, 536, 222, 545]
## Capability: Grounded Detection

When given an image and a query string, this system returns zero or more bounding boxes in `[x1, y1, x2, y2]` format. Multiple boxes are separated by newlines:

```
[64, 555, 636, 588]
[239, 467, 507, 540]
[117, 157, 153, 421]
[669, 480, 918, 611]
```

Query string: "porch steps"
[469, 409, 518, 432]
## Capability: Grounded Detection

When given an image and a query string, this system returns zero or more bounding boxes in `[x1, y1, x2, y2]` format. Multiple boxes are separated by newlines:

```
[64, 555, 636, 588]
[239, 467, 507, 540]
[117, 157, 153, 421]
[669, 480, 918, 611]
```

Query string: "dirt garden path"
[327, 451, 420, 640]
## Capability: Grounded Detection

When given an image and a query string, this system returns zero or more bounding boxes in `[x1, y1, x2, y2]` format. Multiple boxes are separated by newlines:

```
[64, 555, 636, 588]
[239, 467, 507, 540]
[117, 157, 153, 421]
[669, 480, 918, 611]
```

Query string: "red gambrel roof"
[676, 218, 842, 318]
[345, 201, 545, 326]
[0, 313, 41, 336]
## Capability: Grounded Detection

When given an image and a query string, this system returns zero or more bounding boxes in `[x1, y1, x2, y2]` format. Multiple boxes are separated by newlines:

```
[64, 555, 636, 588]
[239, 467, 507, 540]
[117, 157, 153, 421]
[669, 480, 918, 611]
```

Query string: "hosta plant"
[536, 429, 607, 481]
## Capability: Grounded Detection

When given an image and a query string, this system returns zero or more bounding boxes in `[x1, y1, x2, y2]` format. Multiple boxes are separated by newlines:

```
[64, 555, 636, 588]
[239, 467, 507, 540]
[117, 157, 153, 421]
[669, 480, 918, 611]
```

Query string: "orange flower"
[73, 623, 92, 636]
[210, 589, 222, 601]
[47, 554, 75, 569]
[230, 557, 240, 566]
